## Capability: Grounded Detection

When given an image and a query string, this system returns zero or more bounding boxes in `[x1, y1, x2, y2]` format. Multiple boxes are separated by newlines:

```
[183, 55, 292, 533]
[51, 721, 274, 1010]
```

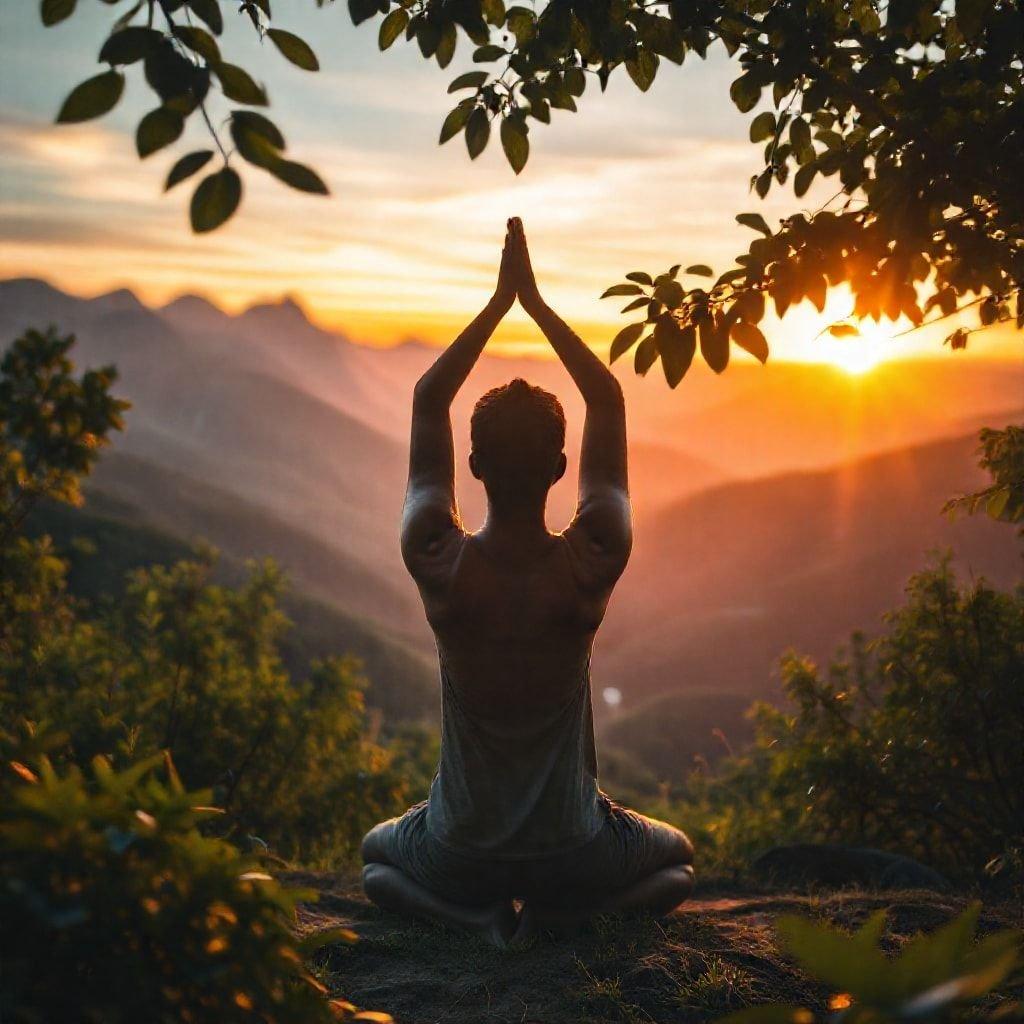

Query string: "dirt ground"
[289, 872, 1021, 1024]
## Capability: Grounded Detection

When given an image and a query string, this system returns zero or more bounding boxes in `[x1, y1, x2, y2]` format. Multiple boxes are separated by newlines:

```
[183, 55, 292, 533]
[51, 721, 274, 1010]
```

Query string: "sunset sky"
[1, 2, 1020, 366]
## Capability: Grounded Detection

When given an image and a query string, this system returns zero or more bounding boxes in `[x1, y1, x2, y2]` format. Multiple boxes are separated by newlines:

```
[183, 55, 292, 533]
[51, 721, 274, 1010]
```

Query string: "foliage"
[721, 904, 1021, 1024]
[1, 326, 128, 542]
[944, 425, 1024, 526]
[0, 749, 391, 1023]
[40, 2, 1023, 376]
[667, 556, 1024, 882]
[0, 328, 427, 862]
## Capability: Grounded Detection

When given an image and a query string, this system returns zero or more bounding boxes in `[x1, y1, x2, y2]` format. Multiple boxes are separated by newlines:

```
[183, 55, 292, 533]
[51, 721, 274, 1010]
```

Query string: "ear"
[469, 451, 483, 480]
[553, 452, 567, 484]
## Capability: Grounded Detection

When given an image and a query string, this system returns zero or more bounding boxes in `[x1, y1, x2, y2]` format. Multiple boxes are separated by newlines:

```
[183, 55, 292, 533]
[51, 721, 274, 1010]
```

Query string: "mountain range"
[2, 276, 1020, 773]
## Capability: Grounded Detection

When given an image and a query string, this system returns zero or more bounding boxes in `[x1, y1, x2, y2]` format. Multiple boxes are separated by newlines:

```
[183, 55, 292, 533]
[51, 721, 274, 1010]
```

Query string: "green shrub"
[666, 557, 1024, 882]
[0, 749, 378, 1024]
[721, 904, 1021, 1024]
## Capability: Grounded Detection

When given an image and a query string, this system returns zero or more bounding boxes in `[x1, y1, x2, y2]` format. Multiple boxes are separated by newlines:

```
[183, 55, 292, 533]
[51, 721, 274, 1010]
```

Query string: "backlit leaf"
[267, 28, 319, 71]
[136, 107, 184, 158]
[165, 150, 214, 190]
[56, 71, 124, 123]
[190, 167, 242, 233]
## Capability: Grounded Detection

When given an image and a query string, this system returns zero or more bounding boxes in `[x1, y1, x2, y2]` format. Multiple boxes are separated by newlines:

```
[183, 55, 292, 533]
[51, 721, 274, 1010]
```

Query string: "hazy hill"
[26, 492, 438, 725]
[599, 431, 1020, 718]
[2, 277, 1020, 738]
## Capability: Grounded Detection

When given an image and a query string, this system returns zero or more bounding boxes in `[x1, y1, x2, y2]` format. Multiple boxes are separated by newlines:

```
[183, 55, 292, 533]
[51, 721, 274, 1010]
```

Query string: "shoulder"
[563, 487, 633, 591]
[401, 485, 466, 589]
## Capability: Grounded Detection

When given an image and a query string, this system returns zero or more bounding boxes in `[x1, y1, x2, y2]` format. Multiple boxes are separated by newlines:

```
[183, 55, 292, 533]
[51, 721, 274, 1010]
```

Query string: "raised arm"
[401, 223, 516, 584]
[509, 218, 631, 581]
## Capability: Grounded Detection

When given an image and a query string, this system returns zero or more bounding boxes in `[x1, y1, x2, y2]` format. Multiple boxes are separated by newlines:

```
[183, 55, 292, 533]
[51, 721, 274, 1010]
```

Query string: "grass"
[289, 872, 1021, 1024]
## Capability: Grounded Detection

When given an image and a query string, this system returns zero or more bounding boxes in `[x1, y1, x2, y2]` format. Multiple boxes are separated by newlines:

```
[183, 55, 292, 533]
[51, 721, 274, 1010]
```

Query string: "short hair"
[470, 378, 565, 489]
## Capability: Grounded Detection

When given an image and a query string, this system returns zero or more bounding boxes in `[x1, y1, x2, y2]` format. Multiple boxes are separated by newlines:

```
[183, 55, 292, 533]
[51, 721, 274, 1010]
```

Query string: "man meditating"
[361, 218, 694, 947]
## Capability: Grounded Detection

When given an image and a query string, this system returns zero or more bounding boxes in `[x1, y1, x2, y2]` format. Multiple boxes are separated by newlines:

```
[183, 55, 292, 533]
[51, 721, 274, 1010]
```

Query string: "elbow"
[412, 375, 443, 412]
[590, 376, 624, 411]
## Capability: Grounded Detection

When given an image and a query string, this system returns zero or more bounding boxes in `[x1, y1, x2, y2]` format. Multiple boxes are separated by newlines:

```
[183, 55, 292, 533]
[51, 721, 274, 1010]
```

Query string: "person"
[361, 218, 694, 947]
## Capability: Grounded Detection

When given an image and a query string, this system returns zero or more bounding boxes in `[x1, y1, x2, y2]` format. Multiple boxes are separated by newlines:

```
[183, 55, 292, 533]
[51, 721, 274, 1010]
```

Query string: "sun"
[818, 319, 896, 375]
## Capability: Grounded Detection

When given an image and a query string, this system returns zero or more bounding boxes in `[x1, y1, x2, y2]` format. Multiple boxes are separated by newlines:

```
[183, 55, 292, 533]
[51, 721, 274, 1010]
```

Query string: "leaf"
[736, 212, 772, 236]
[794, 162, 817, 197]
[379, 9, 408, 50]
[685, 264, 713, 277]
[190, 167, 242, 233]
[448, 71, 487, 92]
[188, 0, 223, 35]
[655, 317, 696, 387]
[435, 23, 456, 68]
[729, 72, 761, 112]
[268, 159, 329, 194]
[699, 318, 729, 373]
[348, 0, 378, 26]
[621, 297, 649, 313]
[100, 26, 162, 63]
[56, 70, 124, 123]
[731, 321, 769, 363]
[439, 103, 472, 144]
[634, 336, 657, 375]
[230, 118, 281, 169]
[829, 323, 860, 337]
[173, 25, 220, 64]
[214, 63, 267, 105]
[473, 44, 507, 62]
[41, 0, 76, 26]
[500, 118, 529, 174]
[626, 272, 653, 286]
[625, 49, 659, 91]
[749, 111, 776, 142]
[755, 169, 772, 198]
[231, 110, 285, 150]
[610, 322, 644, 363]
[267, 28, 319, 71]
[136, 107, 184, 158]
[601, 284, 644, 299]
[465, 107, 490, 159]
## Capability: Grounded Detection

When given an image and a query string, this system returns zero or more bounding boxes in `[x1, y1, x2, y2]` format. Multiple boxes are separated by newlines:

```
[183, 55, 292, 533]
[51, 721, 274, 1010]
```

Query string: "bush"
[0, 750, 360, 1024]
[667, 557, 1024, 882]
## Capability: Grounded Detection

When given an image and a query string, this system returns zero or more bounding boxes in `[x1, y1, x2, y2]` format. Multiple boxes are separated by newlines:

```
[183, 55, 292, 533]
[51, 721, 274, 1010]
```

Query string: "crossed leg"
[360, 822, 518, 949]
[514, 819, 695, 940]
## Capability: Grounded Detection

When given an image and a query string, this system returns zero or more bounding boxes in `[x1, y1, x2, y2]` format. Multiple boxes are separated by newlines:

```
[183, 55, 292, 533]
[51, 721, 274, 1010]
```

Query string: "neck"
[481, 499, 549, 538]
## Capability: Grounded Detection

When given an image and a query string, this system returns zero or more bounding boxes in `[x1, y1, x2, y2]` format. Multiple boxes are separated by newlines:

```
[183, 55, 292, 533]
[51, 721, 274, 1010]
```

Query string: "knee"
[362, 862, 389, 903]
[659, 863, 695, 914]
[360, 822, 389, 865]
[673, 829, 695, 867]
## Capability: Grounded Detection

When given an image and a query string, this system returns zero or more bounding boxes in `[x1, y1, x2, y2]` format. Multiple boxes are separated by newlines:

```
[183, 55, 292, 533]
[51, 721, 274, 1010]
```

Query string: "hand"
[508, 217, 543, 312]
[492, 219, 517, 311]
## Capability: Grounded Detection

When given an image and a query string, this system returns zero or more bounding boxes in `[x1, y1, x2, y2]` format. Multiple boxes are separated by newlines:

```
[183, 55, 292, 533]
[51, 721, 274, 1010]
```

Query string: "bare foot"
[472, 900, 519, 949]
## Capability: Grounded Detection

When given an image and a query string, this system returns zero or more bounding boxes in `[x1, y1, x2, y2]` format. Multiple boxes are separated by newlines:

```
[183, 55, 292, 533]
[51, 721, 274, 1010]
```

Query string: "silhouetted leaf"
[730, 321, 769, 363]
[348, 0, 378, 26]
[465, 107, 490, 159]
[794, 162, 816, 197]
[214, 63, 267, 105]
[829, 323, 860, 337]
[609, 322, 644, 363]
[231, 110, 285, 150]
[685, 264, 713, 277]
[634, 336, 657, 375]
[268, 159, 329, 194]
[267, 28, 319, 71]
[655, 316, 695, 387]
[500, 118, 529, 174]
[448, 71, 488, 92]
[439, 102, 473, 144]
[188, 0, 223, 35]
[190, 167, 242, 233]
[626, 272, 653, 286]
[699, 318, 729, 373]
[737, 212, 772, 236]
[625, 49, 659, 91]
[379, 9, 408, 50]
[173, 25, 220, 64]
[41, 0, 76, 26]
[56, 70, 124, 123]
[165, 150, 214, 191]
[750, 111, 775, 142]
[601, 284, 644, 298]
[136, 107, 184, 158]
[99, 26, 162, 64]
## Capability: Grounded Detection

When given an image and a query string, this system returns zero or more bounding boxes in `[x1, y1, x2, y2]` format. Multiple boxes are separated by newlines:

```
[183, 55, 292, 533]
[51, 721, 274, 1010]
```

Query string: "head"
[469, 378, 566, 509]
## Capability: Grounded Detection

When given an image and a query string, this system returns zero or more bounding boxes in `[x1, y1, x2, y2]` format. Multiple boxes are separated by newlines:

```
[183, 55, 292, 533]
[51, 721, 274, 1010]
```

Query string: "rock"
[752, 844, 949, 891]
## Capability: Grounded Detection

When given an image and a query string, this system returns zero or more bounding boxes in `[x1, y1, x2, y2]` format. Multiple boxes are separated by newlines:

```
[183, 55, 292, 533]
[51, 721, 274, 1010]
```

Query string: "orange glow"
[817, 319, 896, 376]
